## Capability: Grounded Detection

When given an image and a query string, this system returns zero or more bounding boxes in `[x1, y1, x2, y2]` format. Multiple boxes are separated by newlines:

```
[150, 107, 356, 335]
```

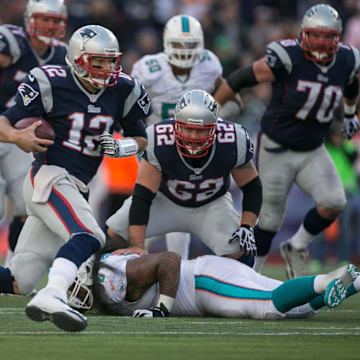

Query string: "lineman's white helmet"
[163, 14, 204, 69]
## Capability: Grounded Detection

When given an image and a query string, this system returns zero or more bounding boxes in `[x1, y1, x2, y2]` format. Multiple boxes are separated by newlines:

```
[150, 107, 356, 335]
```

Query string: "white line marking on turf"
[0, 331, 360, 336]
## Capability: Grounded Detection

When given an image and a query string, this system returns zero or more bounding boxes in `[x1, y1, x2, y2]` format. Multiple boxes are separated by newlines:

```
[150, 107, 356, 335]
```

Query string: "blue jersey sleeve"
[2, 73, 46, 125]
[121, 79, 152, 138]
[0, 32, 11, 57]
[265, 40, 299, 81]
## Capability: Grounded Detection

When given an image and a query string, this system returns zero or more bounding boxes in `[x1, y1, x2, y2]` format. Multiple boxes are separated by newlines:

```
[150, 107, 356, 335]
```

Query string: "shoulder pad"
[29, 67, 54, 113]
[266, 40, 296, 74]
[131, 53, 166, 86]
[197, 49, 223, 76]
[0, 25, 23, 64]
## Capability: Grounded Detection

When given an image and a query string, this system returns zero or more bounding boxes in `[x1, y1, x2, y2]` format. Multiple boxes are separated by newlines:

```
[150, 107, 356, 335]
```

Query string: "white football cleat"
[280, 240, 308, 279]
[324, 264, 359, 308]
[25, 286, 87, 332]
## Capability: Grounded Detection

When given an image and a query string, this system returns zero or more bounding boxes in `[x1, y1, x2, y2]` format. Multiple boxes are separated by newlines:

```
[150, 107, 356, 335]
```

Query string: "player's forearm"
[156, 252, 181, 299]
[133, 136, 147, 153]
[129, 225, 146, 249]
[0, 115, 18, 143]
[240, 211, 258, 228]
[214, 81, 235, 106]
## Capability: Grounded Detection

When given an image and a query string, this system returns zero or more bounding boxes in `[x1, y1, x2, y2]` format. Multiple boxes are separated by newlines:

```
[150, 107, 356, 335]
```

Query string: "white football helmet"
[163, 14, 204, 69]
[66, 25, 122, 88]
[300, 4, 342, 63]
[174, 89, 218, 158]
[24, 0, 67, 44]
[68, 255, 95, 312]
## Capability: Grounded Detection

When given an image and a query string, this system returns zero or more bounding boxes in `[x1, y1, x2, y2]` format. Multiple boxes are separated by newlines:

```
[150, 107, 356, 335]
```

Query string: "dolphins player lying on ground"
[68, 243, 360, 319]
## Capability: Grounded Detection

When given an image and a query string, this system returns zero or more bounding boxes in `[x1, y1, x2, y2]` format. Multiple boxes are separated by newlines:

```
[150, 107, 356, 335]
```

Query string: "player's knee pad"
[9, 252, 50, 296]
[319, 191, 347, 211]
[258, 203, 285, 232]
[259, 182, 288, 232]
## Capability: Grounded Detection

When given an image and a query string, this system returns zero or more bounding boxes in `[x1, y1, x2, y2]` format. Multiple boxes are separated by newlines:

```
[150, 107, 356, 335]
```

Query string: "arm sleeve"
[264, 40, 295, 81]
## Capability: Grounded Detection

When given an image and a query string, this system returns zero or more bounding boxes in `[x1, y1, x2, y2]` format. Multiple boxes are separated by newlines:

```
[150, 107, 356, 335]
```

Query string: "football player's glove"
[228, 225, 257, 256]
[99, 132, 138, 157]
[343, 114, 359, 139]
[132, 303, 170, 318]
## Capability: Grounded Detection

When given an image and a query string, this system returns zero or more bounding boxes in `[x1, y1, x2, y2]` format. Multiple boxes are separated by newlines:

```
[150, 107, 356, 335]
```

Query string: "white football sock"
[313, 264, 349, 293]
[253, 255, 268, 273]
[47, 257, 78, 295]
[290, 224, 314, 250]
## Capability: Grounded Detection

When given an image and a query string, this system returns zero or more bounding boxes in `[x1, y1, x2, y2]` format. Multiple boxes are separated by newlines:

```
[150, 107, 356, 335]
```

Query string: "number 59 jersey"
[262, 39, 360, 151]
[144, 119, 254, 208]
[131, 51, 222, 126]
[3, 65, 151, 184]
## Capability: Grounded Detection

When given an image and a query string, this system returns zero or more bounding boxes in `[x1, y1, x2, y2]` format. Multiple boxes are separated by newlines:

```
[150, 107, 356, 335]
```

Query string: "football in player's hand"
[14, 117, 55, 140]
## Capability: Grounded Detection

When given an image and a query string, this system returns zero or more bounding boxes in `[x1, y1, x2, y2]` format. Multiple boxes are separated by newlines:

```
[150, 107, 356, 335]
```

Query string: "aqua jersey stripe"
[195, 275, 272, 300]
[182, 16, 190, 33]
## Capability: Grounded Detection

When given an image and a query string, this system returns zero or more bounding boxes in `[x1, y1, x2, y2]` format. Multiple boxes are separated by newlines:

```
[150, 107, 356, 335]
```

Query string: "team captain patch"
[18, 83, 39, 106]
[137, 91, 151, 115]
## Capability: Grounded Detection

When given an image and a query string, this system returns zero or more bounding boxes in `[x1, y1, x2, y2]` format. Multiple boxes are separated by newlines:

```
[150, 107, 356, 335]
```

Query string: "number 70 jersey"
[144, 119, 254, 208]
[262, 39, 360, 151]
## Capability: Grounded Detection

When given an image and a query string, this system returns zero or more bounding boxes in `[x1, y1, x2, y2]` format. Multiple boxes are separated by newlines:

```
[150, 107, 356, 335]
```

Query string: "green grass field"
[1, 265, 360, 360]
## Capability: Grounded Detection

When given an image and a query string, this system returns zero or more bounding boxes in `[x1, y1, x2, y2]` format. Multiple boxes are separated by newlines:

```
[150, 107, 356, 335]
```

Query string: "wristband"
[156, 294, 174, 313]
[344, 103, 356, 116]
[117, 137, 139, 157]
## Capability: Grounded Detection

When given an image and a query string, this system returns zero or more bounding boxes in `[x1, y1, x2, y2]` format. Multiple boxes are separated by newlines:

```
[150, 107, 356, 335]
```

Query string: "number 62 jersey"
[2, 64, 151, 184]
[144, 119, 254, 208]
[262, 39, 360, 151]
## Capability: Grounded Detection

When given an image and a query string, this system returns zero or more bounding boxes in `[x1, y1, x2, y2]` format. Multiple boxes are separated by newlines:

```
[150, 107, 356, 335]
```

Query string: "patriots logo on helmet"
[79, 28, 98, 44]
[17, 83, 39, 106]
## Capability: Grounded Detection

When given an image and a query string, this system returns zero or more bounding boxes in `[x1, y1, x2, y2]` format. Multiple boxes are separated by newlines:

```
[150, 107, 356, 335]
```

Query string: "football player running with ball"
[106, 90, 262, 261]
[0, 25, 150, 332]
[130, 14, 243, 259]
[214, 4, 360, 278]
[0, 0, 68, 267]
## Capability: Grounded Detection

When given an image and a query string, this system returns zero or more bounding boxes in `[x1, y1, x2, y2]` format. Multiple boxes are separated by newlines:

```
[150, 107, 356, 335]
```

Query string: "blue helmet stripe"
[181, 16, 190, 33]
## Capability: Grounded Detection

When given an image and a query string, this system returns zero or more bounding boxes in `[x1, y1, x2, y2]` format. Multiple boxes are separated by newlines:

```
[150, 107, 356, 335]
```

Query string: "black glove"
[228, 225, 257, 256]
[132, 303, 170, 318]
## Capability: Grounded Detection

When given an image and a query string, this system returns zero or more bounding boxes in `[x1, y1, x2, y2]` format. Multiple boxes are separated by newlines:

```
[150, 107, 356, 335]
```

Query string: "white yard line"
[0, 330, 359, 336]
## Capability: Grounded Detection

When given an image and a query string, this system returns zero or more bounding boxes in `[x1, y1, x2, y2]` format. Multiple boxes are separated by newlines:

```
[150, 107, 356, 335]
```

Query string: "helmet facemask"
[75, 52, 122, 88]
[165, 39, 203, 69]
[68, 256, 95, 312]
[27, 13, 67, 44]
[300, 4, 342, 64]
[300, 28, 340, 63]
[174, 89, 218, 158]
[174, 120, 216, 158]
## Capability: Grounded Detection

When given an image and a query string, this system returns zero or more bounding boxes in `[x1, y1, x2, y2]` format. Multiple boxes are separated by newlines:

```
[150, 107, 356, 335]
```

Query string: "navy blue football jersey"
[0, 24, 67, 113]
[3, 65, 151, 184]
[262, 39, 360, 151]
[143, 119, 254, 207]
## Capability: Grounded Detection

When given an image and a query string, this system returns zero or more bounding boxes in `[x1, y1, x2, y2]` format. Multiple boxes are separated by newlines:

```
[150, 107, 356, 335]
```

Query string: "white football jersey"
[131, 50, 222, 126]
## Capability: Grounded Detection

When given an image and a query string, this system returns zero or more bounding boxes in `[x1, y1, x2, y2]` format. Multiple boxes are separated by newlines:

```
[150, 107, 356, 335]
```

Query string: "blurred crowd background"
[1, 0, 360, 271]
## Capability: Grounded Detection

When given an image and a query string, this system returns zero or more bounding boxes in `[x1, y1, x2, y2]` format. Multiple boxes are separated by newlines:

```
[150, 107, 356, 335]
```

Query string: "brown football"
[14, 117, 55, 140]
